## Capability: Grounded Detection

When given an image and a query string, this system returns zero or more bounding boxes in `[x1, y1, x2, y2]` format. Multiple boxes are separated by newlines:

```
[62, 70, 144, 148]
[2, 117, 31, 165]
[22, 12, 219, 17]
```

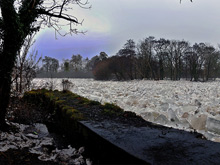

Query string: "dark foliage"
[93, 36, 220, 81]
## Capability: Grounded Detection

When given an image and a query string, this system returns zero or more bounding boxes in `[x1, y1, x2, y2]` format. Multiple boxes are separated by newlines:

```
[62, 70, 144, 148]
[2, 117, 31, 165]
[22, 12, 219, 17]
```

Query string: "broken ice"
[0, 122, 88, 164]
[33, 78, 220, 142]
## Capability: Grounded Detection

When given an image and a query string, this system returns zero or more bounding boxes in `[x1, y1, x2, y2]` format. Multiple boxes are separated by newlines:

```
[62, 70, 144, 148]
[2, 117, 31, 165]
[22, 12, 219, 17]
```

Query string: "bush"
[62, 79, 73, 91]
[93, 60, 112, 80]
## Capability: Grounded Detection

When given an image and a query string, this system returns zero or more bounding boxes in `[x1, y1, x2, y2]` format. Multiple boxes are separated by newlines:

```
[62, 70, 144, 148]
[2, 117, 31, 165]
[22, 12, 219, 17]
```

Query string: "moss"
[102, 109, 115, 116]
[55, 100, 66, 105]
[44, 92, 50, 96]
[66, 108, 78, 116]
[23, 90, 38, 98]
[26, 91, 37, 95]
[45, 92, 56, 101]
[101, 103, 124, 116]
[61, 107, 85, 120]
[70, 112, 84, 120]
[23, 89, 103, 121]
[61, 105, 73, 114]
[63, 93, 99, 106]
[62, 91, 77, 98]
[77, 97, 90, 104]
[103, 103, 124, 112]
[84, 100, 101, 106]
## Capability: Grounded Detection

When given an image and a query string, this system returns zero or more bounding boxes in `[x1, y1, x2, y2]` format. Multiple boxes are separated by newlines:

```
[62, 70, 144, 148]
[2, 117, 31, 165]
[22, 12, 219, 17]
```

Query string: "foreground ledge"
[24, 89, 220, 164]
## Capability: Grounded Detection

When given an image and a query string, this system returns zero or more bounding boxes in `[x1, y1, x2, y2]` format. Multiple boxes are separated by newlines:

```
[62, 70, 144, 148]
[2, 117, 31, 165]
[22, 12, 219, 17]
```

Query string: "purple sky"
[34, 30, 112, 60]
[33, 0, 220, 61]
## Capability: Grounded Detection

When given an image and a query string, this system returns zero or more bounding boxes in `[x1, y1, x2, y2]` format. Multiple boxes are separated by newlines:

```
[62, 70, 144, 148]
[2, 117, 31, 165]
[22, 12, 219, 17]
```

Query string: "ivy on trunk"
[0, 0, 90, 130]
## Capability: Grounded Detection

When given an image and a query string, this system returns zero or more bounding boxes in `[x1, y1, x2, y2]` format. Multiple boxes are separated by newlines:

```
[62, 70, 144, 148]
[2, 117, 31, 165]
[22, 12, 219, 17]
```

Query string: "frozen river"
[33, 78, 220, 142]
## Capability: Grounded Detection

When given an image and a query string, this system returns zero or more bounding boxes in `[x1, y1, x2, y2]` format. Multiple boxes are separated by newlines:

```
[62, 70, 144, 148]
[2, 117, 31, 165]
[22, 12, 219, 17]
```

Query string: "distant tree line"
[93, 37, 220, 81]
[36, 52, 109, 78]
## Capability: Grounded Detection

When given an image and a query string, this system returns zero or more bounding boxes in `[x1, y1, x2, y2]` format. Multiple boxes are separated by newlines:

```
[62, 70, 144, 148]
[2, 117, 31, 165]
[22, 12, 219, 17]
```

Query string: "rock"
[206, 117, 220, 135]
[190, 114, 207, 131]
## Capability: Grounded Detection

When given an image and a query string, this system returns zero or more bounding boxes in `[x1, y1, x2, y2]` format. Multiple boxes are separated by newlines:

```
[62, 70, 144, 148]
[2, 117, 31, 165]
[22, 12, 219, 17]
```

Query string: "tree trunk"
[0, 49, 17, 130]
[0, 75, 12, 129]
[0, 77, 10, 129]
[0, 0, 25, 130]
[0, 29, 23, 130]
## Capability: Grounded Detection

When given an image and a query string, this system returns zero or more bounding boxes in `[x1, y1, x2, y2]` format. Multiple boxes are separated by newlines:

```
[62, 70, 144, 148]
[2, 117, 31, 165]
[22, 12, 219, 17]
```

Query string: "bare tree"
[137, 36, 156, 79]
[12, 34, 41, 96]
[154, 38, 170, 80]
[185, 43, 206, 81]
[0, 0, 90, 130]
[117, 39, 137, 80]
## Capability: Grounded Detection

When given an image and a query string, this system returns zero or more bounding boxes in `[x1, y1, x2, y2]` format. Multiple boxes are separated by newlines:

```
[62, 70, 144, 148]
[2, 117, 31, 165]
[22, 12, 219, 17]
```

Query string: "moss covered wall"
[23, 89, 147, 164]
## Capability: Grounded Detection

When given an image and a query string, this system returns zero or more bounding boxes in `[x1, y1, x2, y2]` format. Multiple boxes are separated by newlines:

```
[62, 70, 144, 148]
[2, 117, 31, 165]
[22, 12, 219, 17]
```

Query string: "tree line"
[93, 37, 220, 81]
[36, 52, 109, 78]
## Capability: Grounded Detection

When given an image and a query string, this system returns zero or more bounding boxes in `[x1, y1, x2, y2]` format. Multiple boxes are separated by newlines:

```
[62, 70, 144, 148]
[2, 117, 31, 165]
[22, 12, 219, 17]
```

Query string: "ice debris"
[206, 117, 220, 135]
[32, 78, 220, 142]
[0, 122, 91, 164]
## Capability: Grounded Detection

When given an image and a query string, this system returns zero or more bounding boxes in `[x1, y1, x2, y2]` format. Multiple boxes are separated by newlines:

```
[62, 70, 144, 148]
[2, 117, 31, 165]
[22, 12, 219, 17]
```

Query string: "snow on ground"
[33, 78, 220, 142]
[0, 122, 90, 164]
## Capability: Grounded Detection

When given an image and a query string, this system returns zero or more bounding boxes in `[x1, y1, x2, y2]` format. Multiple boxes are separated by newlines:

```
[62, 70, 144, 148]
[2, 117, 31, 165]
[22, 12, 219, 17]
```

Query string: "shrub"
[62, 79, 73, 92]
[93, 60, 112, 80]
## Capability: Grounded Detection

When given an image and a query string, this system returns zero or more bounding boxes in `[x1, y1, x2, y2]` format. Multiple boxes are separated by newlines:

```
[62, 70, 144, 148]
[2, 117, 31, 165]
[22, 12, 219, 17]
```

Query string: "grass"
[23, 89, 126, 121]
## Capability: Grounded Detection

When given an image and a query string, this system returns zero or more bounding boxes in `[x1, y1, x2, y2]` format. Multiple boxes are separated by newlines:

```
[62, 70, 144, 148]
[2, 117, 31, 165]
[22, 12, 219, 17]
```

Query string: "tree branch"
[37, 9, 78, 24]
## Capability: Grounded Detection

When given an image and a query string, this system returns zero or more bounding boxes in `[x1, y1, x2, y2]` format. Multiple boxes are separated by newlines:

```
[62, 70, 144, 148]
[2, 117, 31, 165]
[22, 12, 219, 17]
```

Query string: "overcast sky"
[33, 0, 220, 60]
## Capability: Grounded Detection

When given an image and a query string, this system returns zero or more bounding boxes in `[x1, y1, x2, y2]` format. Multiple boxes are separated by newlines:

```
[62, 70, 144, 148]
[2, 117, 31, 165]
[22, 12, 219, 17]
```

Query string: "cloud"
[56, 5, 112, 34]
[34, 0, 220, 60]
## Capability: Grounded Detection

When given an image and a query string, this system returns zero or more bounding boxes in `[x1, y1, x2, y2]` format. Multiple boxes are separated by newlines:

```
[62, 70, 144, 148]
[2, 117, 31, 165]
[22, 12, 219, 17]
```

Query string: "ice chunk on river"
[206, 117, 220, 135]
[32, 78, 220, 142]
[141, 112, 160, 122]
[190, 114, 207, 131]
[182, 105, 197, 113]
[167, 108, 179, 122]
[160, 103, 169, 111]
[154, 114, 169, 125]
